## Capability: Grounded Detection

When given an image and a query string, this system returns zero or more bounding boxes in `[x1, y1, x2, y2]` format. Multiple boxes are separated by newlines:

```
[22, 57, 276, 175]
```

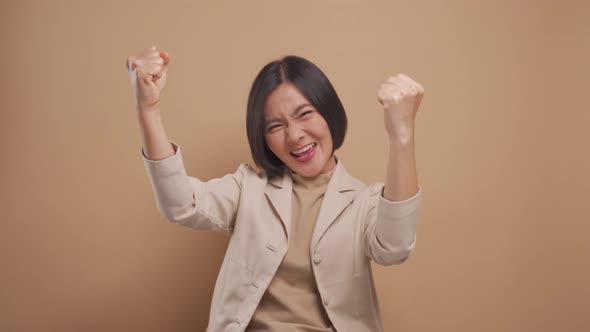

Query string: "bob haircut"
[246, 55, 348, 179]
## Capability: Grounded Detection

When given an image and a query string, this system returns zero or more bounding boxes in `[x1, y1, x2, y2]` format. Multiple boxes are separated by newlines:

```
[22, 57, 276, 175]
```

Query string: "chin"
[295, 162, 324, 176]
[299, 169, 318, 177]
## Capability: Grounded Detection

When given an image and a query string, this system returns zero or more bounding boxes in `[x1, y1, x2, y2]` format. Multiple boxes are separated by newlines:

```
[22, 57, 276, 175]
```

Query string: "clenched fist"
[126, 45, 171, 112]
[377, 73, 424, 140]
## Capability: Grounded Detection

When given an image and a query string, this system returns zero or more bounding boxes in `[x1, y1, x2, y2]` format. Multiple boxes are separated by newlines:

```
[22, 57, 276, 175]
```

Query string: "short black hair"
[246, 55, 348, 179]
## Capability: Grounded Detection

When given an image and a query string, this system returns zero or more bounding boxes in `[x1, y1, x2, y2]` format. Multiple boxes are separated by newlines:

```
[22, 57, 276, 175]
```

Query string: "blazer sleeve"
[141, 140, 246, 235]
[362, 183, 422, 266]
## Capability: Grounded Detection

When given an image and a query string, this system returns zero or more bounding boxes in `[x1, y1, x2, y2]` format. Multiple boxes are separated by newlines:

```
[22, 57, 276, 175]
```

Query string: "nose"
[285, 124, 304, 146]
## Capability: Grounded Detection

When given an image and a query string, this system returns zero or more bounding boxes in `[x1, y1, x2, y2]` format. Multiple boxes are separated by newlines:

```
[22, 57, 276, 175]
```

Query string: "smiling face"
[263, 82, 336, 177]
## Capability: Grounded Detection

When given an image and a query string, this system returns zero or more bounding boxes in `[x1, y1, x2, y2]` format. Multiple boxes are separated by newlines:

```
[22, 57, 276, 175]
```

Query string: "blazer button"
[313, 254, 322, 264]
[323, 293, 330, 306]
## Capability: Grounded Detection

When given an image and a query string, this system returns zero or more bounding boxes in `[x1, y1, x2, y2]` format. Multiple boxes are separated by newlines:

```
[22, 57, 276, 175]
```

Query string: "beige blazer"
[142, 141, 422, 332]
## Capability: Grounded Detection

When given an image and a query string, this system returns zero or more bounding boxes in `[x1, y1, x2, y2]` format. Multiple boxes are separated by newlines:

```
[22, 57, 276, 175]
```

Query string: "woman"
[126, 46, 423, 332]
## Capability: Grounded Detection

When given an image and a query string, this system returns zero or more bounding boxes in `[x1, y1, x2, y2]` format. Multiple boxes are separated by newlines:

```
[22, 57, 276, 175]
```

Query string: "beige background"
[1, 0, 589, 331]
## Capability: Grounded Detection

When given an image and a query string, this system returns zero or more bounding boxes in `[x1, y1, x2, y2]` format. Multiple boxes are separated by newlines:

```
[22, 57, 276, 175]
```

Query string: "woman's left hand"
[377, 73, 424, 141]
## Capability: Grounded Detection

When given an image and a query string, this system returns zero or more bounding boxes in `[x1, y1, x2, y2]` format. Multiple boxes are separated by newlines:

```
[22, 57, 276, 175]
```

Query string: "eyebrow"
[264, 103, 312, 128]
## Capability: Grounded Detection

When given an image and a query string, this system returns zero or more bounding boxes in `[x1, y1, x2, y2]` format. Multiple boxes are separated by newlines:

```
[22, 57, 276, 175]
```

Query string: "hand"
[126, 46, 171, 112]
[377, 73, 424, 140]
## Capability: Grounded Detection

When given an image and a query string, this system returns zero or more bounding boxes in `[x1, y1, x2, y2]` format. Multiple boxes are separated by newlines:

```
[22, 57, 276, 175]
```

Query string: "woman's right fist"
[126, 46, 171, 112]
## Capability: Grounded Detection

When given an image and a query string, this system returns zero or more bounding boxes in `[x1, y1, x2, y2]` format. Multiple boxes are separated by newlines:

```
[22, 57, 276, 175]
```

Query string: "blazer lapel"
[263, 156, 362, 249]
[264, 167, 293, 242]
[310, 156, 361, 253]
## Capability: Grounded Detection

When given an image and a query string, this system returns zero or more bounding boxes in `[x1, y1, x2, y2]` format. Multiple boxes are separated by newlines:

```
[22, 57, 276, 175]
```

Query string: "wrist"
[387, 129, 415, 146]
[136, 102, 161, 114]
[388, 137, 415, 149]
[137, 107, 162, 124]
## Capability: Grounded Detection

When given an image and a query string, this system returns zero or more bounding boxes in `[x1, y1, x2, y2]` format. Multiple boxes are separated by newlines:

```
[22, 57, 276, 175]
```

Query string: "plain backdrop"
[1, 0, 589, 331]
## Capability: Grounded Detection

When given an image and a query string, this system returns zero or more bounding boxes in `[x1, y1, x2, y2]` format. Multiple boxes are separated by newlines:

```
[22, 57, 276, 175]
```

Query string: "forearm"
[137, 108, 175, 160]
[365, 134, 421, 265]
[383, 132, 419, 202]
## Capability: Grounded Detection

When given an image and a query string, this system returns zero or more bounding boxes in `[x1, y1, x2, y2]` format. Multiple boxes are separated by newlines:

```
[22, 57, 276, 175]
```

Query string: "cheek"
[319, 126, 334, 150]
[316, 122, 332, 142]
[264, 134, 282, 155]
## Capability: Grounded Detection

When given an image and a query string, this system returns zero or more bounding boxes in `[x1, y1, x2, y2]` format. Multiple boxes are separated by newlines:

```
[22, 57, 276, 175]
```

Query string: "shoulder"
[355, 181, 385, 203]
[237, 163, 268, 180]
[334, 161, 383, 198]
[233, 163, 272, 186]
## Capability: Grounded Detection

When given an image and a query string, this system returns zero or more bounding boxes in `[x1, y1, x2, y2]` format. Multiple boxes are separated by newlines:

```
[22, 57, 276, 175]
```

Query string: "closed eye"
[267, 124, 281, 132]
[300, 110, 313, 117]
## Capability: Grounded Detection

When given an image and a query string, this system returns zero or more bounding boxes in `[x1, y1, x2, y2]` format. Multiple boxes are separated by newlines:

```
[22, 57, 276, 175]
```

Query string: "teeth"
[291, 143, 315, 155]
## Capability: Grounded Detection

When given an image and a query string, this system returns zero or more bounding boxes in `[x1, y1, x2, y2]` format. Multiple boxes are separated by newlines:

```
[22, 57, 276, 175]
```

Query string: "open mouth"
[290, 143, 317, 161]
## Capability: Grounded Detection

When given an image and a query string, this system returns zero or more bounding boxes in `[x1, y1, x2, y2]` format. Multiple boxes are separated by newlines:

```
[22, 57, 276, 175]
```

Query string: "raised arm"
[126, 46, 244, 235]
[141, 141, 247, 235]
[126, 45, 174, 160]
[362, 73, 424, 266]
[377, 73, 423, 201]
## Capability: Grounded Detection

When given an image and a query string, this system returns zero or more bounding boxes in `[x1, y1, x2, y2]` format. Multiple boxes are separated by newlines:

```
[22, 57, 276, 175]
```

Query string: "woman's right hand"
[126, 46, 171, 112]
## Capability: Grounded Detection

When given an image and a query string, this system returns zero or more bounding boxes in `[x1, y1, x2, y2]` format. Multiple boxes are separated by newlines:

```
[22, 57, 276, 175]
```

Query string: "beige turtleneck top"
[246, 166, 337, 332]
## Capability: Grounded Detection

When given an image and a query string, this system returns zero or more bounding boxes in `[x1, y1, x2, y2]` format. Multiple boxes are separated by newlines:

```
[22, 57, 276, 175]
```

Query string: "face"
[263, 82, 336, 177]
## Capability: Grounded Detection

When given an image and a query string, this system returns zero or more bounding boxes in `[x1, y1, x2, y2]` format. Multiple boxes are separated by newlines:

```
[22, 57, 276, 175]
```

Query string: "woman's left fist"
[377, 73, 424, 139]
